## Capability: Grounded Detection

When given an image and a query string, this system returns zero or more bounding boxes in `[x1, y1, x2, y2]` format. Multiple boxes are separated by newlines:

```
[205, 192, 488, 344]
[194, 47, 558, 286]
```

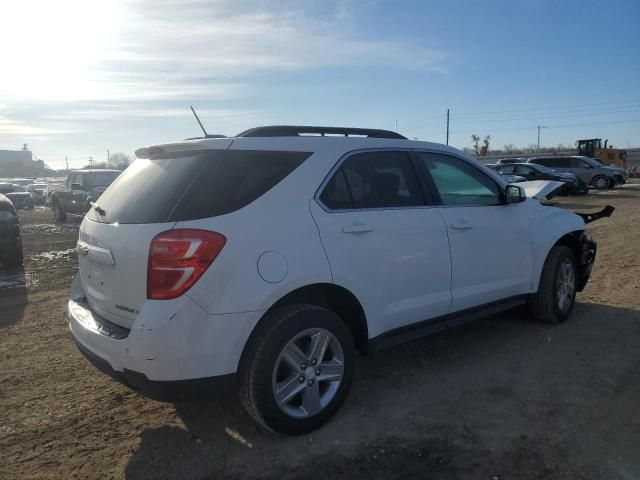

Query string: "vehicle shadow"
[0, 267, 28, 328]
[124, 302, 640, 480]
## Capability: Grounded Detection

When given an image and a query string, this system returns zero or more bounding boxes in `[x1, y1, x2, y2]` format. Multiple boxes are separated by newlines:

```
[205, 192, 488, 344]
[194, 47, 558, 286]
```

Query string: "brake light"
[147, 229, 226, 300]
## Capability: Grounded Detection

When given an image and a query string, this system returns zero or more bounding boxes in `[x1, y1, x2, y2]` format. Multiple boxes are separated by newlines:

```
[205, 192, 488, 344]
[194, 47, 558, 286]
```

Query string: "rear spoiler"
[575, 205, 615, 224]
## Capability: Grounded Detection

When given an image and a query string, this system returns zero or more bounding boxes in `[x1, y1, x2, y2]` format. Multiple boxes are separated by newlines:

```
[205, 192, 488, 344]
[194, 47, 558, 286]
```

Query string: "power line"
[399, 99, 640, 131]
[449, 117, 640, 135]
[453, 99, 640, 117]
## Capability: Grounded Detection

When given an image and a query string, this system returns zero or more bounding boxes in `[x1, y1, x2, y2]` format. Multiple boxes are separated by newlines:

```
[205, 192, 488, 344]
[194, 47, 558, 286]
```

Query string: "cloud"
[0, 0, 448, 165]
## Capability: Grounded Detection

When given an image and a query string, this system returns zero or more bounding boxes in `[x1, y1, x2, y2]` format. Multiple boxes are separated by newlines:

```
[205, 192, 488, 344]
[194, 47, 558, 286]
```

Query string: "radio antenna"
[190, 106, 208, 137]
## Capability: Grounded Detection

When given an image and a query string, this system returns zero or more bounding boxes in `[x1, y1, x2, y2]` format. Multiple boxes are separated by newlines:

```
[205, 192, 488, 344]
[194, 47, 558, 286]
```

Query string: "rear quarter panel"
[178, 144, 340, 316]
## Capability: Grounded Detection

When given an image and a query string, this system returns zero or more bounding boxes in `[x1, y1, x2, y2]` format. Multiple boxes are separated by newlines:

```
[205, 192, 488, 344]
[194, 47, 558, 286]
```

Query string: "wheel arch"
[243, 283, 369, 359]
[533, 230, 585, 292]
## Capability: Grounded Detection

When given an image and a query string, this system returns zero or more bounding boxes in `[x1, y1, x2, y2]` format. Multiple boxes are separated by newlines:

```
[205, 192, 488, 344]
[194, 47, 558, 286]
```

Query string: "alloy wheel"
[272, 328, 345, 419]
[556, 258, 575, 313]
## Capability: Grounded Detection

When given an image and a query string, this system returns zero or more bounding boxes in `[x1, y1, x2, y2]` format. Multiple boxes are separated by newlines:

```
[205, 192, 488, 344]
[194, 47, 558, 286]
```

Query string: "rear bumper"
[0, 226, 20, 247]
[73, 338, 235, 402]
[68, 274, 262, 400]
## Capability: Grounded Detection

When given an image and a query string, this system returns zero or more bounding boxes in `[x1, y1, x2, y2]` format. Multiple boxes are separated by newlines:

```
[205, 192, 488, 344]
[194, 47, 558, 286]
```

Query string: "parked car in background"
[27, 183, 48, 204]
[494, 163, 588, 195]
[44, 181, 66, 205]
[494, 158, 524, 165]
[0, 193, 23, 268]
[51, 169, 121, 222]
[69, 125, 600, 434]
[526, 156, 627, 189]
[0, 183, 34, 210]
[7, 178, 34, 187]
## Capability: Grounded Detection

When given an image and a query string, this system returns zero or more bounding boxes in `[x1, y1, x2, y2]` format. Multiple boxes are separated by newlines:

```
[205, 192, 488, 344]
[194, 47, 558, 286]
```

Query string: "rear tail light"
[147, 229, 226, 300]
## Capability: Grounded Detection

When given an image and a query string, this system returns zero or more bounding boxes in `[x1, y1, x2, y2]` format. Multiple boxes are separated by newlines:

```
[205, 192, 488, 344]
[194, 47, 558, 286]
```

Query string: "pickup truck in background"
[51, 169, 121, 222]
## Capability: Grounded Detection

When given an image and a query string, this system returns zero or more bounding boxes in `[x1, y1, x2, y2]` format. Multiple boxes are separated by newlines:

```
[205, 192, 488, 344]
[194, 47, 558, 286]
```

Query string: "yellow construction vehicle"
[576, 138, 628, 169]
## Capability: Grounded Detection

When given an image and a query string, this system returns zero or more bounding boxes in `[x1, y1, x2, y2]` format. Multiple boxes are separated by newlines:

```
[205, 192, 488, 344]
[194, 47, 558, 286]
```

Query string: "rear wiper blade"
[90, 202, 106, 216]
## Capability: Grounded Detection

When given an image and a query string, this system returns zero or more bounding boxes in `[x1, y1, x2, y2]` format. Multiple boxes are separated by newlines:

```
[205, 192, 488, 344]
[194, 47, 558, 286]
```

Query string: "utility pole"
[537, 125, 547, 152]
[394, 120, 398, 132]
[65, 155, 68, 172]
[446, 109, 450, 145]
[107, 149, 110, 164]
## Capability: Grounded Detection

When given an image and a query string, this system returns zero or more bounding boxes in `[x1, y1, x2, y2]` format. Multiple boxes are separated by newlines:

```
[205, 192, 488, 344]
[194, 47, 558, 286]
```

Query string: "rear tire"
[591, 175, 610, 189]
[239, 304, 355, 435]
[0, 237, 23, 269]
[53, 200, 67, 222]
[529, 245, 577, 324]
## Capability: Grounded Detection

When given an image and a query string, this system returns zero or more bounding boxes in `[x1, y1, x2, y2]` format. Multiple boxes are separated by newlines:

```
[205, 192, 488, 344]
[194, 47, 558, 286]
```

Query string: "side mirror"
[71, 183, 85, 191]
[505, 184, 526, 204]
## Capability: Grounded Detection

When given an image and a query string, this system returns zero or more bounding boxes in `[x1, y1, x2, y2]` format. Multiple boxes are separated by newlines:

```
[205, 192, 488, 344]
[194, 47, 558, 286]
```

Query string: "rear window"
[87, 150, 310, 224]
[85, 172, 120, 186]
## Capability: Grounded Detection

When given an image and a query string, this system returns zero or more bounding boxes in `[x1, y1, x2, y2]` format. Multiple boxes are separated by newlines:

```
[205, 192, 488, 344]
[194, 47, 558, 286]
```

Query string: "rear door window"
[320, 151, 425, 210]
[87, 150, 310, 224]
[570, 157, 590, 168]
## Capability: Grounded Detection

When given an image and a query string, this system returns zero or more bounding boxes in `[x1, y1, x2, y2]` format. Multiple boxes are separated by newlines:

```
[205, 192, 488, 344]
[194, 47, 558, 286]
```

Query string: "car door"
[310, 150, 452, 338]
[416, 151, 534, 312]
[569, 157, 595, 184]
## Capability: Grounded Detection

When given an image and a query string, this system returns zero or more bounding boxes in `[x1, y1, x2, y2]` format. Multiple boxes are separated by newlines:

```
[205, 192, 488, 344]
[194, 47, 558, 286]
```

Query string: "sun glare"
[0, 0, 122, 101]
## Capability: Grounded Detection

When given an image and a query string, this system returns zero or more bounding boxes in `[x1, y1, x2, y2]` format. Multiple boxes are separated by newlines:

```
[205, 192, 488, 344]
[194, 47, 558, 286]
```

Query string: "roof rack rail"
[184, 134, 227, 140]
[235, 125, 407, 140]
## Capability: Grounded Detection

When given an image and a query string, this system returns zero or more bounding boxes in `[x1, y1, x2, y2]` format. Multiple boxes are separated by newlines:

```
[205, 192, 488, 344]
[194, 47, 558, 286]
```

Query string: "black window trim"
[412, 149, 508, 208]
[314, 148, 436, 213]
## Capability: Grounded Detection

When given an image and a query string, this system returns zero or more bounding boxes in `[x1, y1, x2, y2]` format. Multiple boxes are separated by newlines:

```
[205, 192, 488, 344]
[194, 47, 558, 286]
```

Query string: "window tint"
[497, 165, 515, 174]
[320, 151, 424, 209]
[419, 153, 502, 206]
[514, 165, 534, 175]
[86, 150, 309, 224]
[320, 169, 351, 210]
[86, 172, 120, 186]
[550, 157, 571, 168]
[570, 157, 589, 168]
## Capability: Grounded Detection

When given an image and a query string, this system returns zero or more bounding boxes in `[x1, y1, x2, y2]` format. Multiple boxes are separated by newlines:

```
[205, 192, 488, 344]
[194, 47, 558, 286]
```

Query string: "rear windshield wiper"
[91, 202, 106, 216]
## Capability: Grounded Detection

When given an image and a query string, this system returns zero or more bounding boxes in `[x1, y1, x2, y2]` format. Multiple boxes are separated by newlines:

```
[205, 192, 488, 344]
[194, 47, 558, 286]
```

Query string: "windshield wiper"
[91, 202, 106, 216]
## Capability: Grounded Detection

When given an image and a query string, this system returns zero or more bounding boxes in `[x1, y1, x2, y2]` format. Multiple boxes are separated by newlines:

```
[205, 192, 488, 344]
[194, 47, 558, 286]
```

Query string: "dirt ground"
[1, 184, 639, 480]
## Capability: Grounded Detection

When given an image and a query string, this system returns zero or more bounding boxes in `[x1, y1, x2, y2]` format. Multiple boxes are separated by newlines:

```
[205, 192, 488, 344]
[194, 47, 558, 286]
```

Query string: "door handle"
[342, 224, 374, 234]
[450, 222, 472, 230]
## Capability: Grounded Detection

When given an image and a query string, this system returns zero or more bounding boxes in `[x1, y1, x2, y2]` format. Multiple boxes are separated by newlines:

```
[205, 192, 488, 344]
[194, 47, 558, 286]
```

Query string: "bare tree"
[108, 152, 133, 170]
[480, 135, 491, 156]
[471, 135, 480, 155]
[503, 144, 516, 154]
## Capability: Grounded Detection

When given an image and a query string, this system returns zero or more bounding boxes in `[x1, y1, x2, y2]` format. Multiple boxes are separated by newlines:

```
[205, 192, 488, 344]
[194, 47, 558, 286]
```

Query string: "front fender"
[530, 206, 585, 292]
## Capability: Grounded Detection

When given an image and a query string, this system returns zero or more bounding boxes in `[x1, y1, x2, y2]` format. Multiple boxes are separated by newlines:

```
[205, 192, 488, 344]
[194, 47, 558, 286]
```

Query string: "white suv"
[69, 126, 599, 434]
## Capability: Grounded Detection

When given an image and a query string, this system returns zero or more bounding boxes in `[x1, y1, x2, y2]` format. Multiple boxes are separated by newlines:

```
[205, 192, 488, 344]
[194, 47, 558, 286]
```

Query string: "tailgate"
[78, 218, 175, 328]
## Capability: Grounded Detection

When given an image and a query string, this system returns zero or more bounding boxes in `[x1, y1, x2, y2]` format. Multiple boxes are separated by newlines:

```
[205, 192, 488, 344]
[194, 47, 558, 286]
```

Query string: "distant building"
[0, 149, 34, 178]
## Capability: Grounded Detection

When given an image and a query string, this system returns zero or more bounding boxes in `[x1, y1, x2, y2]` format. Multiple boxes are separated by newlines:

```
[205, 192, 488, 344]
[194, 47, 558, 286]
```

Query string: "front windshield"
[530, 164, 553, 173]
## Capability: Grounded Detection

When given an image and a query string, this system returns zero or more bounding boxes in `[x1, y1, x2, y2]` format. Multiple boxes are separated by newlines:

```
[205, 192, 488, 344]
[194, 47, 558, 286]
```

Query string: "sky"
[0, 0, 639, 169]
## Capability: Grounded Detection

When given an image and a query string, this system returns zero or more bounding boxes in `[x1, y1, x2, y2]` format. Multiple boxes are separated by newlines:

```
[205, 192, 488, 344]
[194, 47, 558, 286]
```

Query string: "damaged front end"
[576, 232, 597, 292]
[574, 205, 613, 292]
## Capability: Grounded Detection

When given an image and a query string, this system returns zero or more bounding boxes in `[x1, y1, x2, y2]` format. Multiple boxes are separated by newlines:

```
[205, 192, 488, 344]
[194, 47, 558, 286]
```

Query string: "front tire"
[239, 304, 355, 435]
[591, 175, 610, 189]
[53, 200, 67, 222]
[529, 245, 577, 324]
